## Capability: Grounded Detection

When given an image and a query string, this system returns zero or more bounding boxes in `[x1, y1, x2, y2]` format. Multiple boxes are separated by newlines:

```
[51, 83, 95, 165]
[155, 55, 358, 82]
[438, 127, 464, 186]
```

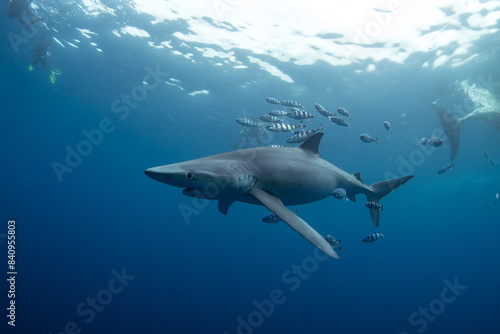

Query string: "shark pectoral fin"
[249, 189, 340, 259]
[218, 198, 234, 215]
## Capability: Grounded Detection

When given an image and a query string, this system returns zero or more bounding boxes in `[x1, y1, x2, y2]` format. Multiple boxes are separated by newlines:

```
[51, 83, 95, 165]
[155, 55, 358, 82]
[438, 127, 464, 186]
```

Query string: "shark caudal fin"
[366, 175, 414, 227]
[431, 102, 461, 161]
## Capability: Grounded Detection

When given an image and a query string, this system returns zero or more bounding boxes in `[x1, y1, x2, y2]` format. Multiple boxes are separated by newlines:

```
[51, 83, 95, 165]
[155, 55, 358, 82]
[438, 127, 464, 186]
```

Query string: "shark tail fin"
[431, 102, 461, 161]
[366, 175, 414, 227]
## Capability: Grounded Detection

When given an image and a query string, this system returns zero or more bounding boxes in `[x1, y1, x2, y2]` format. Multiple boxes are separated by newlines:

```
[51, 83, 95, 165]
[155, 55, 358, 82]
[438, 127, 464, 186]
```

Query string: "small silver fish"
[266, 122, 307, 132]
[314, 103, 336, 118]
[383, 121, 392, 133]
[260, 114, 283, 123]
[280, 100, 304, 109]
[329, 116, 350, 127]
[362, 232, 386, 243]
[437, 162, 455, 174]
[266, 97, 281, 105]
[332, 188, 349, 201]
[337, 108, 350, 118]
[286, 124, 323, 143]
[287, 110, 316, 120]
[268, 109, 288, 116]
[236, 118, 259, 127]
[360, 133, 379, 145]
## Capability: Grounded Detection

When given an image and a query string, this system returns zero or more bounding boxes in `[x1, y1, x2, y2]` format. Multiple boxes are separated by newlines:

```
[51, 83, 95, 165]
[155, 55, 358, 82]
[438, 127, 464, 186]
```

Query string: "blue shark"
[145, 133, 413, 259]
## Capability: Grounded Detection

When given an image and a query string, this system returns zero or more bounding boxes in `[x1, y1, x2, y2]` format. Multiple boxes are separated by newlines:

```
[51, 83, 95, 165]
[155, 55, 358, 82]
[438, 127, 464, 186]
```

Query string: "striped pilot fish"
[286, 124, 323, 143]
[332, 188, 349, 201]
[236, 118, 260, 127]
[365, 202, 384, 211]
[362, 232, 386, 243]
[314, 103, 337, 118]
[437, 162, 455, 174]
[266, 97, 281, 105]
[329, 116, 350, 127]
[266, 122, 307, 132]
[262, 209, 297, 223]
[280, 100, 304, 109]
[287, 109, 316, 120]
[260, 114, 283, 123]
[268, 109, 288, 116]
[418, 136, 444, 148]
[325, 234, 342, 251]
[428, 136, 444, 147]
[337, 107, 351, 118]
[360, 133, 379, 145]
[417, 137, 428, 147]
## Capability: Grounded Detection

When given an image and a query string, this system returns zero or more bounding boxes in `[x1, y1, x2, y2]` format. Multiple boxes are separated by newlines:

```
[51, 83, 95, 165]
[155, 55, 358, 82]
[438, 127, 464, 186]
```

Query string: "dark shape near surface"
[431, 102, 460, 161]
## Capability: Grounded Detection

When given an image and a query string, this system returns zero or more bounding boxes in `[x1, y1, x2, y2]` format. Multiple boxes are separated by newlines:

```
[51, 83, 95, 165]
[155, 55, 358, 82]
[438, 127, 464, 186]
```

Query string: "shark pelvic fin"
[218, 198, 234, 215]
[367, 175, 414, 227]
[352, 172, 364, 184]
[249, 188, 340, 259]
[298, 132, 324, 157]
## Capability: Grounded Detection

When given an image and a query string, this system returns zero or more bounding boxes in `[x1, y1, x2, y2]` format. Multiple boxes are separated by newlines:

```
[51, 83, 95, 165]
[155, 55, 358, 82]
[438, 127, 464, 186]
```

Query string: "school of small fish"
[234, 96, 496, 251]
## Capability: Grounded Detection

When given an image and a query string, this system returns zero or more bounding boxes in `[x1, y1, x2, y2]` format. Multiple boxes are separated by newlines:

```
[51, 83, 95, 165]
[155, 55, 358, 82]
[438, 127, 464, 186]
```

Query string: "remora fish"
[145, 133, 413, 259]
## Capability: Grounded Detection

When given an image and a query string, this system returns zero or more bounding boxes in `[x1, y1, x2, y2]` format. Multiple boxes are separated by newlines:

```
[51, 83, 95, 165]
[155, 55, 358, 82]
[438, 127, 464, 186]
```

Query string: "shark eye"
[185, 172, 194, 181]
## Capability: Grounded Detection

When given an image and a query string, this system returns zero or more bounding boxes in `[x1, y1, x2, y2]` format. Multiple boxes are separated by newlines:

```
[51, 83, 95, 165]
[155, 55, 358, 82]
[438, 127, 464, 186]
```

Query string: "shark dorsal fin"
[299, 132, 324, 156]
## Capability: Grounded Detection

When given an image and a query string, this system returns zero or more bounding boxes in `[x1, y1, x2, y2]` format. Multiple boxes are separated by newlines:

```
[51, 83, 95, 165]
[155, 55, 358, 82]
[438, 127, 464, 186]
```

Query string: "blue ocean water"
[1, 1, 500, 334]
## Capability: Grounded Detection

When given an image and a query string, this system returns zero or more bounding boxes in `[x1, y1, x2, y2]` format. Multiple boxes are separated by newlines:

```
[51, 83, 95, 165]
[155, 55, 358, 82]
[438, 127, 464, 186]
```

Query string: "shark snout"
[145, 166, 169, 182]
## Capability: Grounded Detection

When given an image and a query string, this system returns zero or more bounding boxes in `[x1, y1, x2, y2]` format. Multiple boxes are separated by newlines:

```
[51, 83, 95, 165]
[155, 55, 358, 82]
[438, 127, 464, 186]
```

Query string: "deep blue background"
[1, 2, 500, 334]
